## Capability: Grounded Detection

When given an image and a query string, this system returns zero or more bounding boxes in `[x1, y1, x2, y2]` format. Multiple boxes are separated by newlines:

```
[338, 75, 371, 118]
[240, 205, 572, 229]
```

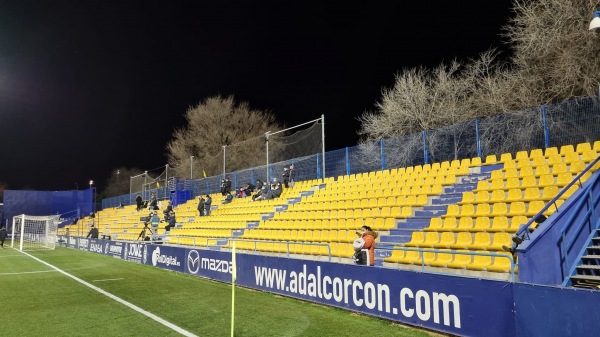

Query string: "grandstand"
[60, 142, 599, 280]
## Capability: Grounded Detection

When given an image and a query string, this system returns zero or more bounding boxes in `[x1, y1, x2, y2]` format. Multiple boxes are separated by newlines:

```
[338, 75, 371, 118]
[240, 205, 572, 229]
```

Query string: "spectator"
[197, 197, 205, 216]
[204, 194, 212, 216]
[117, 202, 124, 209]
[282, 167, 290, 188]
[289, 164, 295, 186]
[86, 224, 99, 239]
[222, 192, 234, 204]
[164, 211, 176, 232]
[252, 185, 269, 201]
[225, 178, 232, 194]
[149, 193, 158, 210]
[359, 225, 378, 266]
[237, 182, 256, 198]
[150, 211, 161, 240]
[255, 179, 264, 191]
[502, 215, 546, 254]
[135, 194, 143, 211]
[0, 226, 7, 248]
[220, 179, 227, 196]
[272, 182, 283, 198]
[163, 201, 173, 220]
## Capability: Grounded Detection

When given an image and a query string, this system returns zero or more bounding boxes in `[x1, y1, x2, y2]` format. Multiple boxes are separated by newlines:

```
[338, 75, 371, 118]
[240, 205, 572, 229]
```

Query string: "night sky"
[0, 1, 513, 192]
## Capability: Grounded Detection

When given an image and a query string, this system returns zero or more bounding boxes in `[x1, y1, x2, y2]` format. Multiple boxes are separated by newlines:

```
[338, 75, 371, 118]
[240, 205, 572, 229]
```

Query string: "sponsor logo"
[151, 247, 180, 267]
[201, 257, 232, 274]
[143, 245, 148, 264]
[187, 250, 200, 274]
[68, 237, 77, 245]
[79, 238, 89, 250]
[127, 243, 144, 258]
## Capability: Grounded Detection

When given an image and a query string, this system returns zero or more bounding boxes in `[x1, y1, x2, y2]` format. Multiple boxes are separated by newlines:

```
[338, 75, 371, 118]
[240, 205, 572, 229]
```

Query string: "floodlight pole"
[223, 145, 227, 178]
[165, 164, 169, 198]
[265, 131, 270, 182]
[129, 176, 133, 204]
[190, 156, 194, 180]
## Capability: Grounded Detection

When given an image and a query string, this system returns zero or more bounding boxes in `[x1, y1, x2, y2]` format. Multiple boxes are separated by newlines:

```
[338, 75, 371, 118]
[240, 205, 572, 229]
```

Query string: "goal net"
[11, 214, 60, 251]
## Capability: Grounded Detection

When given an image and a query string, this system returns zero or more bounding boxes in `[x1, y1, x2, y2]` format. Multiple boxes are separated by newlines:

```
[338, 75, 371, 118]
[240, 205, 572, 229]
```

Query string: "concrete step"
[379, 235, 412, 244]
[414, 209, 446, 217]
[389, 228, 418, 235]
[431, 196, 462, 205]
[480, 164, 504, 173]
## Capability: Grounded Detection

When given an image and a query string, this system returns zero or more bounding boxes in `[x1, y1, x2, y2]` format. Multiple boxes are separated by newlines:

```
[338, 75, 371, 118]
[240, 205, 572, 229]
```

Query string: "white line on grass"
[93, 278, 124, 282]
[20, 251, 199, 337]
[0, 270, 57, 275]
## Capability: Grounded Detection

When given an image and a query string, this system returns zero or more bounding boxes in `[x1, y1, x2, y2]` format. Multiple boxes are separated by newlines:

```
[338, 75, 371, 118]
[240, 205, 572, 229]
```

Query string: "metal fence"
[103, 95, 600, 208]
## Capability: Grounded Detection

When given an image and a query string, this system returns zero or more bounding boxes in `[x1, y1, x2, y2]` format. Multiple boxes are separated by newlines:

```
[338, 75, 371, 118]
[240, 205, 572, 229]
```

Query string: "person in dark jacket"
[204, 195, 212, 216]
[164, 211, 176, 232]
[0, 226, 7, 248]
[197, 197, 205, 216]
[225, 178, 232, 194]
[149, 194, 158, 210]
[282, 167, 290, 188]
[136, 195, 143, 211]
[86, 225, 99, 239]
[163, 201, 173, 220]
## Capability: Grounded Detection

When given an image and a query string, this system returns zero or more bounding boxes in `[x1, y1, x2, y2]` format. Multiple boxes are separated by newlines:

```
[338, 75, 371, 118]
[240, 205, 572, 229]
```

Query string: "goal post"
[11, 214, 60, 251]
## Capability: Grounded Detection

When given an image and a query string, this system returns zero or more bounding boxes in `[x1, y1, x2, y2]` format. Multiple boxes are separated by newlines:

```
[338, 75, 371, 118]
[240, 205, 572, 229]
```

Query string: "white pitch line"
[0, 270, 57, 276]
[20, 251, 199, 337]
[93, 278, 124, 282]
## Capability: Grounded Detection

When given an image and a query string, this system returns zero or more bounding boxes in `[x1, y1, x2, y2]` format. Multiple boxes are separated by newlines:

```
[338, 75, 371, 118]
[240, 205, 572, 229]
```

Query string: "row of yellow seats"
[445, 200, 561, 218]
[259, 217, 396, 230]
[229, 240, 346, 257]
[385, 249, 513, 273]
[405, 231, 511, 251]
[337, 160, 474, 183]
[460, 186, 571, 205]
[183, 221, 248, 229]
[476, 174, 579, 191]
[490, 161, 591, 180]
[338, 168, 466, 186]
[485, 142, 599, 163]
[295, 196, 429, 212]
[274, 206, 414, 220]
[169, 228, 232, 238]
[169, 237, 216, 246]
[312, 185, 446, 203]
[244, 229, 361, 243]
[336, 174, 459, 190]
[426, 215, 528, 233]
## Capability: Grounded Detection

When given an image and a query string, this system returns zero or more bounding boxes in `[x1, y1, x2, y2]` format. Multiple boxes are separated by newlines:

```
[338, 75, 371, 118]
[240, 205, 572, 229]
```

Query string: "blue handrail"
[516, 155, 600, 238]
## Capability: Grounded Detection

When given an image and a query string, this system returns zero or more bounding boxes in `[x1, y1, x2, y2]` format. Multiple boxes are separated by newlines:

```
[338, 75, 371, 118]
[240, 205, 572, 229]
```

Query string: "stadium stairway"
[375, 164, 502, 265]
[567, 226, 600, 289]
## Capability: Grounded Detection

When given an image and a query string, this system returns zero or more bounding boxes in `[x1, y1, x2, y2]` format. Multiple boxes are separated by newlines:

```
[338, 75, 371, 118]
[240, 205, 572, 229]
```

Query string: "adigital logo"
[187, 250, 200, 274]
[151, 247, 180, 267]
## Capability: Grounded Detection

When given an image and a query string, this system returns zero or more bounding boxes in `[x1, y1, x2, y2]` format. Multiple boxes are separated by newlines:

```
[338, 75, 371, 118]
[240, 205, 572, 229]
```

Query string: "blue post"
[205, 179, 209, 195]
[233, 173, 237, 189]
[422, 130, 429, 164]
[316, 153, 322, 179]
[251, 169, 255, 185]
[345, 147, 350, 175]
[380, 139, 386, 170]
[475, 118, 482, 158]
[542, 105, 550, 148]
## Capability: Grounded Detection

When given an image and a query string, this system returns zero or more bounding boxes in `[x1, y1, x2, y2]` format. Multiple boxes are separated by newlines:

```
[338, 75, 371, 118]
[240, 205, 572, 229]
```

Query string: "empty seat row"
[460, 186, 565, 204]
[425, 215, 528, 233]
[405, 231, 512, 251]
[274, 206, 413, 220]
[385, 249, 513, 272]
[259, 217, 396, 230]
[445, 200, 562, 218]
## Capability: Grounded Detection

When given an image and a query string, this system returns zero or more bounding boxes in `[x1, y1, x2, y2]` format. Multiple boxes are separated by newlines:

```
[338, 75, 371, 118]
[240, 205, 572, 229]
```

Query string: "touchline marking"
[20, 251, 199, 337]
[0, 270, 57, 275]
[93, 278, 124, 282]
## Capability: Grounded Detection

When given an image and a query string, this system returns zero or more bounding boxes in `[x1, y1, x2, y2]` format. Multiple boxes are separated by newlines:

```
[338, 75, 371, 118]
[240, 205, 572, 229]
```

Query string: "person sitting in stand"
[252, 185, 269, 201]
[163, 201, 173, 220]
[149, 193, 158, 210]
[86, 224, 99, 239]
[221, 192, 234, 204]
[272, 182, 283, 198]
[164, 211, 176, 232]
[255, 179, 264, 191]
[237, 182, 256, 198]
[225, 178, 232, 194]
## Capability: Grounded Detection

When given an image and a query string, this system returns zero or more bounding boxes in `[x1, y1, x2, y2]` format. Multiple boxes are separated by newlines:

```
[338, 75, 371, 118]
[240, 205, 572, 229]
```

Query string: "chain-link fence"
[104, 96, 600, 208]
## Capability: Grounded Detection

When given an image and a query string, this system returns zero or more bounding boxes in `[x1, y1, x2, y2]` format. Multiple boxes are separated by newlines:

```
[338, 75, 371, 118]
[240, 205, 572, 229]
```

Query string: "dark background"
[0, 1, 513, 191]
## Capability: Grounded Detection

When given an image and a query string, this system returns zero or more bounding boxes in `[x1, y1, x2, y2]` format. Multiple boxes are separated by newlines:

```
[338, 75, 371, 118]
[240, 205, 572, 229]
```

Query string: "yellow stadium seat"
[447, 250, 472, 269]
[385, 249, 405, 263]
[560, 144, 575, 155]
[400, 250, 423, 265]
[515, 151, 528, 160]
[458, 217, 474, 231]
[488, 253, 514, 272]
[438, 232, 455, 248]
[594, 140, 600, 152]
[532, 156, 547, 167]
[538, 174, 555, 187]
[423, 232, 440, 247]
[510, 216, 528, 233]
[508, 202, 526, 216]
[556, 172, 574, 186]
[471, 157, 482, 166]
[430, 250, 454, 268]
[547, 154, 563, 165]
[552, 162, 568, 175]
[405, 231, 426, 247]
[452, 232, 473, 249]
[529, 148, 544, 158]
[576, 142, 592, 153]
[485, 155, 497, 165]
[545, 147, 559, 157]
[521, 176, 537, 188]
[461, 204, 475, 217]
[520, 166, 534, 177]
[475, 191, 490, 203]
[523, 187, 541, 201]
[500, 153, 513, 162]
[490, 216, 510, 232]
[541, 185, 559, 201]
[527, 200, 547, 217]
[581, 150, 598, 164]
[471, 232, 492, 250]
[443, 217, 458, 231]
[468, 254, 492, 271]
[491, 203, 508, 216]
[490, 189, 506, 202]
[570, 161, 587, 174]
[474, 216, 491, 231]
[490, 232, 512, 250]
[564, 152, 580, 163]
[475, 203, 491, 217]
[505, 177, 520, 189]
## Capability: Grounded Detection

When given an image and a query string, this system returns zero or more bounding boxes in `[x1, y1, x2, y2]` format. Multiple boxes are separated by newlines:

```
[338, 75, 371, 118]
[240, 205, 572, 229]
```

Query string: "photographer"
[164, 211, 176, 232]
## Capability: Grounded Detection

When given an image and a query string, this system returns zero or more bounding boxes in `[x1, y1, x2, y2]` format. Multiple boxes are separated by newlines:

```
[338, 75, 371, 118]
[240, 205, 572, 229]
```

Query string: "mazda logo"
[187, 250, 200, 274]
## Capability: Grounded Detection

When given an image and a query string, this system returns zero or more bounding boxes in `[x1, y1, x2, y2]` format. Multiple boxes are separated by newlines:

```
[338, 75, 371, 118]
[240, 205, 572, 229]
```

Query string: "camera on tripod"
[140, 216, 151, 223]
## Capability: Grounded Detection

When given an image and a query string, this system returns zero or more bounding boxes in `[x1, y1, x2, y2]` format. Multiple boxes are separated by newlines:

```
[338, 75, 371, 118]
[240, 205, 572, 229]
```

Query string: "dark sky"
[0, 1, 513, 192]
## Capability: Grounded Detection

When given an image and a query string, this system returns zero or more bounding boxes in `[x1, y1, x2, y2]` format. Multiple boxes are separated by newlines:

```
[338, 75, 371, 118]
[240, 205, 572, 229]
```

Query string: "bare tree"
[102, 167, 143, 197]
[167, 95, 281, 179]
[360, 0, 600, 142]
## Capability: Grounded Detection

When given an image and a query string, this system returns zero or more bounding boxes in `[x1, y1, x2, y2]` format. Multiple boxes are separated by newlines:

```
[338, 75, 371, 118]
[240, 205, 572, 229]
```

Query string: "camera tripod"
[137, 223, 154, 241]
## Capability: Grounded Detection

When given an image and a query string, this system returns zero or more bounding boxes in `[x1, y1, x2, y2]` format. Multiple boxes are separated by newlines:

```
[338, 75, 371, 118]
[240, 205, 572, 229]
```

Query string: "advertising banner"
[144, 244, 185, 273]
[184, 248, 232, 283]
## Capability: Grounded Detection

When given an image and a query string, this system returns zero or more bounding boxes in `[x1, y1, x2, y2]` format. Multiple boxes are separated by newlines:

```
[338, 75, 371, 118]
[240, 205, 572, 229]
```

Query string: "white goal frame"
[11, 214, 60, 251]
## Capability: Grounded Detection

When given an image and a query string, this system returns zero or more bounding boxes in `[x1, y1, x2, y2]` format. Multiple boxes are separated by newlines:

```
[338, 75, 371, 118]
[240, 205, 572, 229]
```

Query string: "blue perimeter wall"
[61, 236, 600, 337]
[3, 189, 93, 224]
